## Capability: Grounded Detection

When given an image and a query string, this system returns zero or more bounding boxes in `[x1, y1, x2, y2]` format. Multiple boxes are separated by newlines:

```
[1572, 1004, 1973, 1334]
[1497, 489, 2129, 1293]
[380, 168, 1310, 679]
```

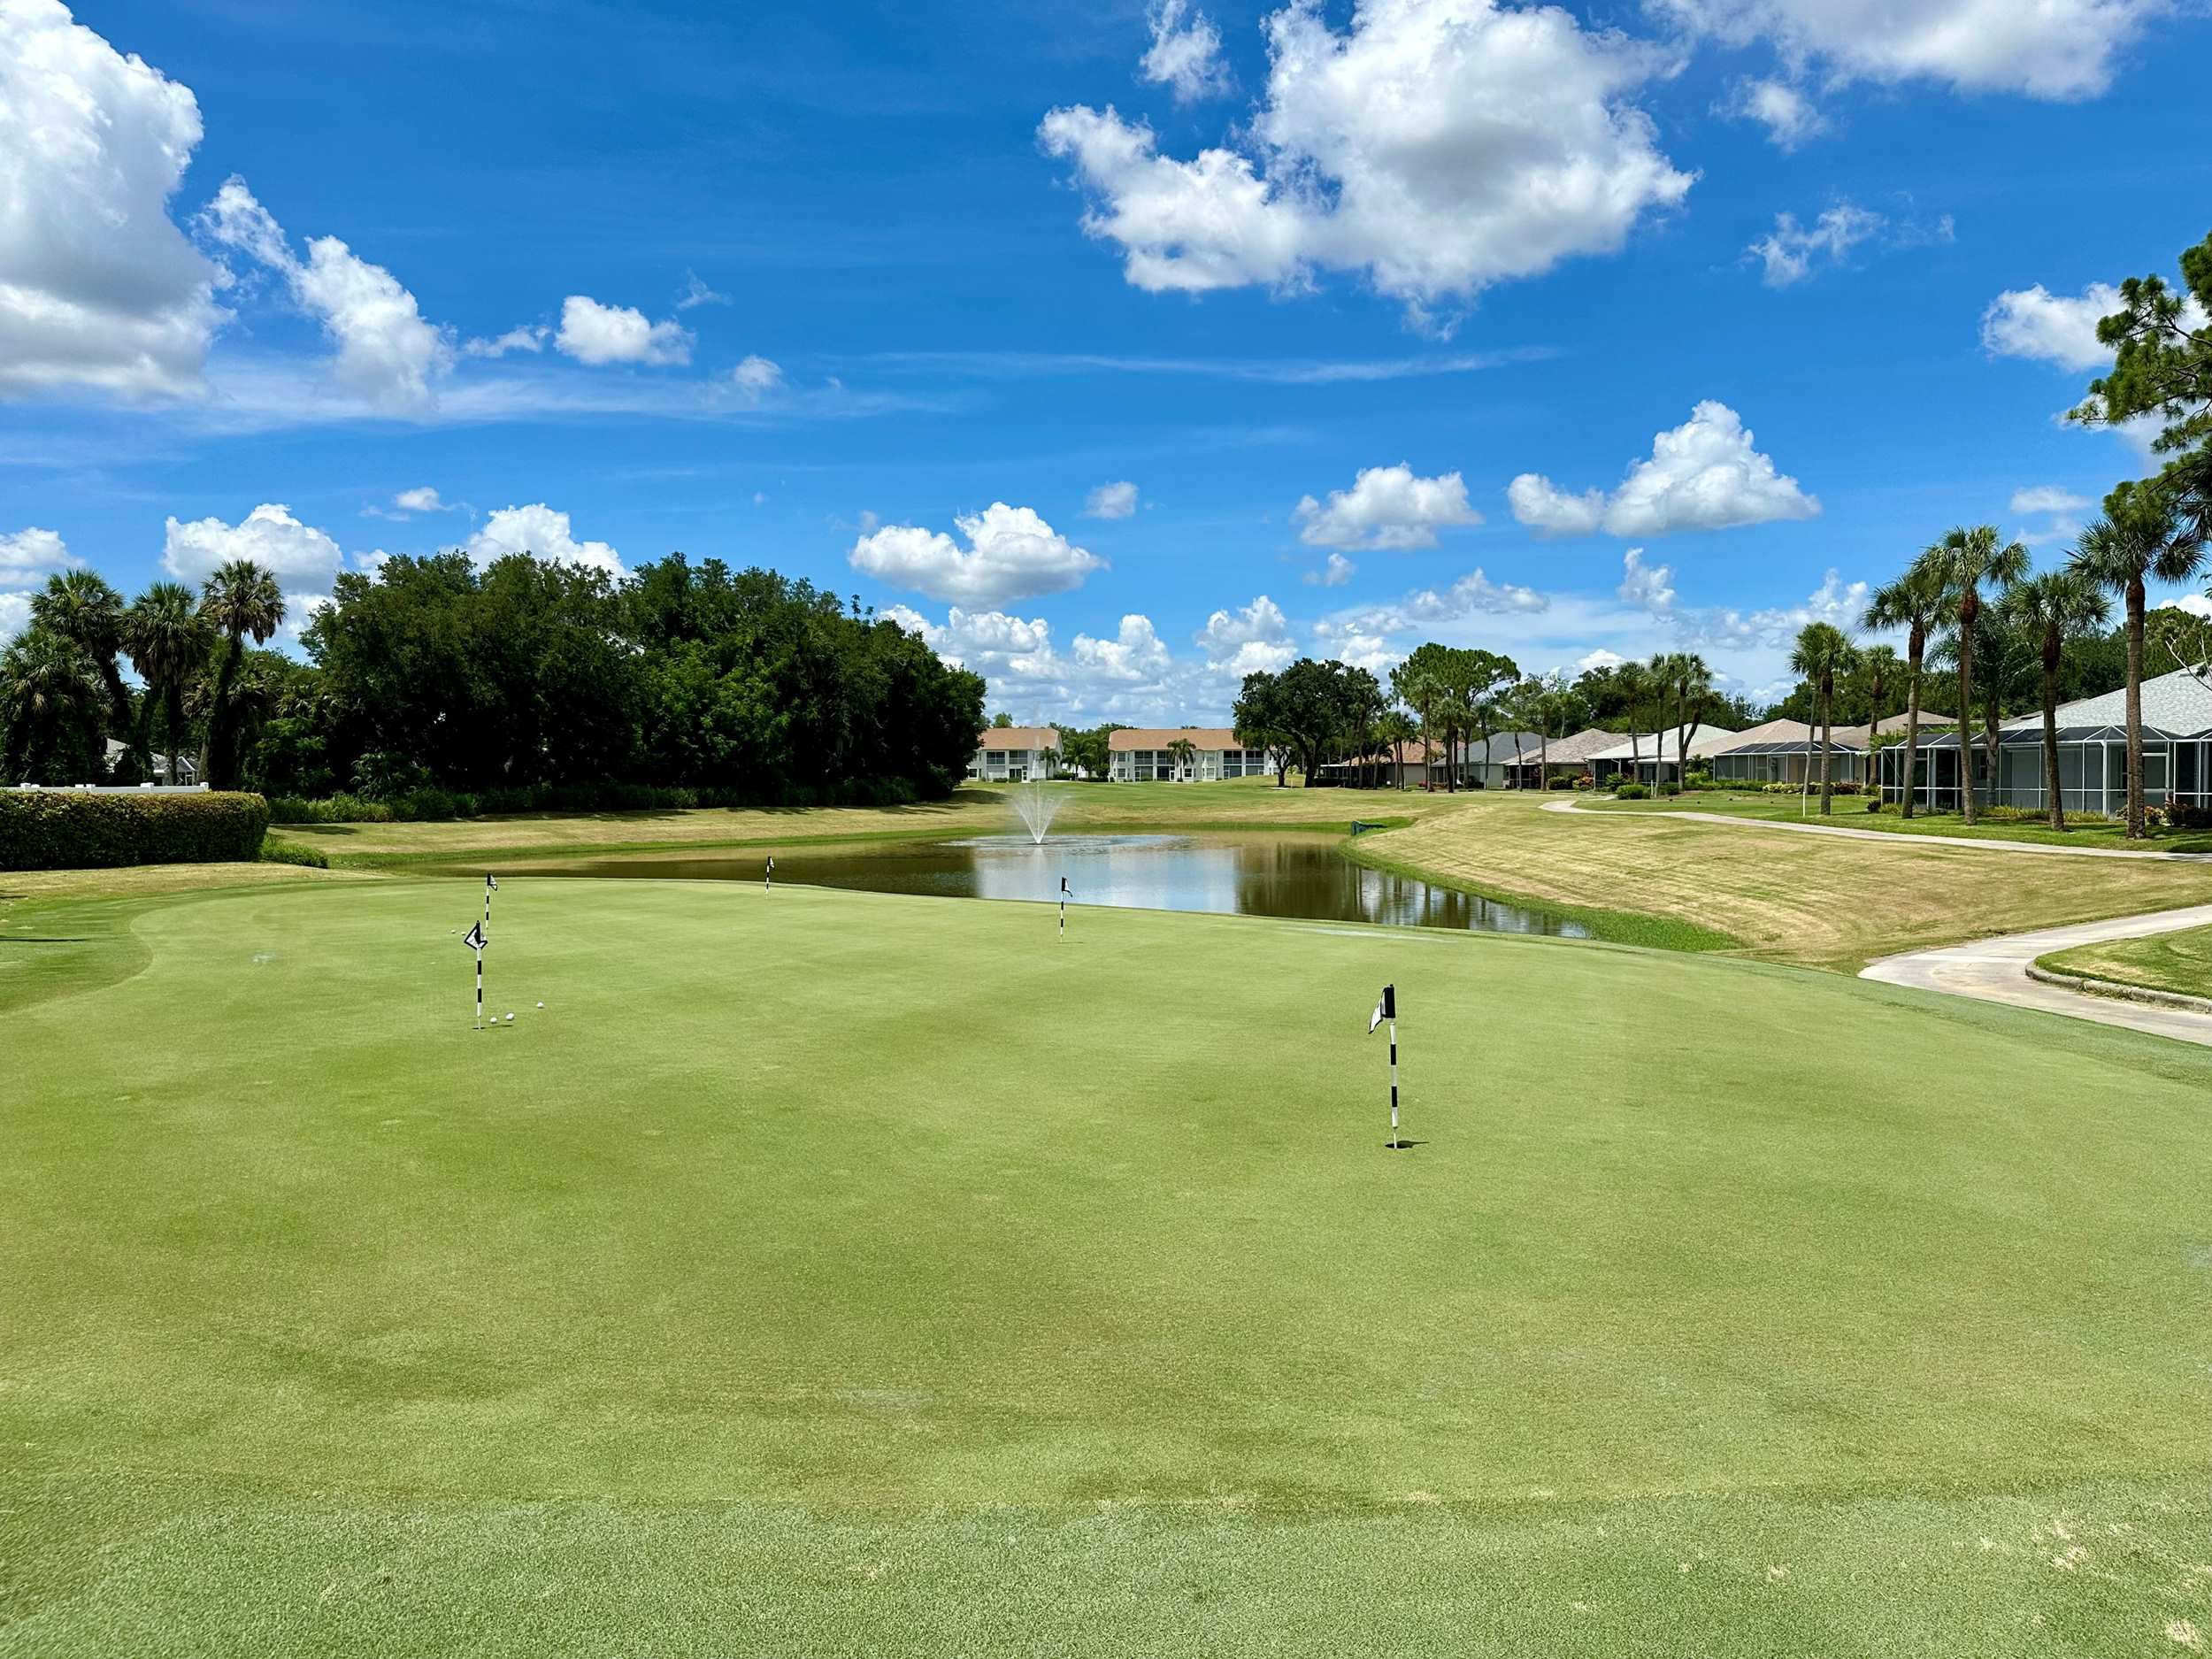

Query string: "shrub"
[1614, 781, 1649, 800]
[1866, 798, 1883, 813]
[261, 839, 328, 868]
[2170, 803, 2212, 830]
[1548, 775, 1573, 790]
[1655, 782, 1680, 797]
[1573, 773, 1594, 790]
[0, 790, 269, 870]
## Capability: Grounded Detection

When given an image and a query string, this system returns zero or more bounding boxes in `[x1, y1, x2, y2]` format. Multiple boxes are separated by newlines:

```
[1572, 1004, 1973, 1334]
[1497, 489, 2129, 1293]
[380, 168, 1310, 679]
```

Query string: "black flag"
[462, 921, 487, 951]
[1368, 981, 1394, 1034]
[485, 873, 498, 892]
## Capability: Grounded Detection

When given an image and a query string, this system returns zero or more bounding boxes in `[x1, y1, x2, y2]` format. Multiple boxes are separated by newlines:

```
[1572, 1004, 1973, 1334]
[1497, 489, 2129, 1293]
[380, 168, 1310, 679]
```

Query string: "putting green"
[3, 877, 2208, 1655]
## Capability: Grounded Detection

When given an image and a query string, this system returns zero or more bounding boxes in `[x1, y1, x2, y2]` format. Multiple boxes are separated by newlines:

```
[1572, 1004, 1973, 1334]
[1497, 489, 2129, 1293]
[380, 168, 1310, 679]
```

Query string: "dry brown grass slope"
[1369, 793, 2212, 972]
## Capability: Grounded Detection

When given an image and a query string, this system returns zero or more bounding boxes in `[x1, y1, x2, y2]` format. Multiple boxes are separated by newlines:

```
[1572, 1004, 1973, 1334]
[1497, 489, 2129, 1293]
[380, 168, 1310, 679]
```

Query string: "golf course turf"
[4, 874, 2210, 1655]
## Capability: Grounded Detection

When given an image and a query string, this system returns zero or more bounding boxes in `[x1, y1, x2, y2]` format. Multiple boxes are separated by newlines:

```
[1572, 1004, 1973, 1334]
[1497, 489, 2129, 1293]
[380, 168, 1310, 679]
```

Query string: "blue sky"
[1, 0, 2205, 720]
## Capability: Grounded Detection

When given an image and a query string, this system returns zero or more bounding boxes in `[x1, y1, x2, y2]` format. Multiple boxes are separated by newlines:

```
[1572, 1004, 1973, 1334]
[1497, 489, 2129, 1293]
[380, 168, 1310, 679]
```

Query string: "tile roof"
[976, 726, 1061, 750]
[1107, 727, 1246, 750]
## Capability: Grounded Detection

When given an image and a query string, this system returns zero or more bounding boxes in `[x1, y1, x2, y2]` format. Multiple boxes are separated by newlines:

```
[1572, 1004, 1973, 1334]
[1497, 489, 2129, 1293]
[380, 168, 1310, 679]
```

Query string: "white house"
[1586, 724, 1740, 785]
[1108, 727, 1273, 781]
[967, 726, 1061, 783]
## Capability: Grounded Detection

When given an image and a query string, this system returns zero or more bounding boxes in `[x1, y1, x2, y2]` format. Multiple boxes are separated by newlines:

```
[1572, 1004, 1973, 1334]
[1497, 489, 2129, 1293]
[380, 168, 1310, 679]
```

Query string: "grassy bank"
[265, 778, 1467, 866]
[1363, 792, 2212, 972]
[1588, 787, 2212, 853]
[2038, 921, 2212, 1002]
[4, 876, 2210, 1653]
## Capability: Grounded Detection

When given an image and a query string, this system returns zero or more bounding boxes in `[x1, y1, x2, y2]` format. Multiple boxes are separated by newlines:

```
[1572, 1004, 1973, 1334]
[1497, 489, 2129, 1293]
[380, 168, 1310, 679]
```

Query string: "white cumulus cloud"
[199, 177, 453, 411]
[1141, 0, 1232, 101]
[462, 325, 548, 359]
[1295, 465, 1483, 551]
[1195, 595, 1296, 675]
[465, 503, 623, 577]
[1085, 480, 1140, 519]
[1617, 548, 1676, 611]
[162, 503, 344, 588]
[850, 503, 1105, 606]
[1748, 204, 1884, 288]
[1303, 551, 1357, 588]
[1041, 0, 1694, 317]
[554, 295, 693, 366]
[1647, 0, 2164, 101]
[1721, 76, 1829, 149]
[0, 526, 81, 580]
[1509, 402, 1819, 538]
[0, 0, 225, 398]
[730, 355, 783, 400]
[1978, 282, 2158, 372]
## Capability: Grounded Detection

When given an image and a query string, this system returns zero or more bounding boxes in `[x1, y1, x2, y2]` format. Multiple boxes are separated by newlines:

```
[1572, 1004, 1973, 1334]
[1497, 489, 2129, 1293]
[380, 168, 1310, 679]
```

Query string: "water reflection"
[498, 832, 1587, 938]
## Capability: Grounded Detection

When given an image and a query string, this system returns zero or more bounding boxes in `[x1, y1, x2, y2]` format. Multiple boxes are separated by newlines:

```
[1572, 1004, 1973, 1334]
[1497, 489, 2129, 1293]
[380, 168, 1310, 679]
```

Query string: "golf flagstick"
[485, 871, 497, 927]
[1059, 875, 1070, 938]
[1368, 983, 1402, 1148]
[764, 856, 774, 890]
[463, 919, 487, 1030]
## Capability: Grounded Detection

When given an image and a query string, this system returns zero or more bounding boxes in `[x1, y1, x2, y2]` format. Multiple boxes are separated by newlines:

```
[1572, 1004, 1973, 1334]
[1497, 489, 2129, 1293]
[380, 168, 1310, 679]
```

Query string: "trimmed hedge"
[0, 790, 270, 871]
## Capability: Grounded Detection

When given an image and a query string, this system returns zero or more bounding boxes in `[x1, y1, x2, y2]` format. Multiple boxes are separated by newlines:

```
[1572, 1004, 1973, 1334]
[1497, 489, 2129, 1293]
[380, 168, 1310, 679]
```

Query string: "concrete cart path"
[1539, 796, 2212, 861]
[1860, 902, 2212, 1047]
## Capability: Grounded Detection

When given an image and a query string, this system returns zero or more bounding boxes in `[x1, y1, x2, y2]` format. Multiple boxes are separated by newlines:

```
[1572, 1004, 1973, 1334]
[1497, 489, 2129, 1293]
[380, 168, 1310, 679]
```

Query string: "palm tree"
[1927, 526, 2030, 825]
[1788, 622, 1857, 816]
[1616, 658, 1649, 791]
[30, 570, 136, 774]
[1165, 735, 1196, 783]
[2070, 481, 2207, 837]
[1375, 710, 1417, 788]
[1667, 652, 1712, 796]
[0, 627, 105, 784]
[197, 560, 285, 790]
[1863, 557, 1947, 817]
[1999, 571, 2111, 831]
[125, 581, 211, 783]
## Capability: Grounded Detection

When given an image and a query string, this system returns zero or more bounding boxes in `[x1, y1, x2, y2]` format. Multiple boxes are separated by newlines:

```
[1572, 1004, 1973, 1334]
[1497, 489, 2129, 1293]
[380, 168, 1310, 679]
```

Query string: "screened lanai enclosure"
[1709, 741, 1866, 787]
[1872, 669, 2212, 815]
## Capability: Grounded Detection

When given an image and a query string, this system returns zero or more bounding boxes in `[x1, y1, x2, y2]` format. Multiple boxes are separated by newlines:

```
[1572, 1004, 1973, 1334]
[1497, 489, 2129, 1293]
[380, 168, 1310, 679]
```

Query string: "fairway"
[4, 877, 2210, 1655]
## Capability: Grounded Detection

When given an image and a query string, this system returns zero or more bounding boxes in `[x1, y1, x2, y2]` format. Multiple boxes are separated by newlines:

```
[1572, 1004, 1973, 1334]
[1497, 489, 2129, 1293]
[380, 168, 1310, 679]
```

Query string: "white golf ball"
[505, 1012, 515, 1022]
[536, 1001, 545, 1009]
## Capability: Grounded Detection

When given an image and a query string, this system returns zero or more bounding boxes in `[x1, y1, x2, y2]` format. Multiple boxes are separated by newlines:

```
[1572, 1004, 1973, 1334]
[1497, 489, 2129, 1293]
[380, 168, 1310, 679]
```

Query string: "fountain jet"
[1010, 780, 1066, 844]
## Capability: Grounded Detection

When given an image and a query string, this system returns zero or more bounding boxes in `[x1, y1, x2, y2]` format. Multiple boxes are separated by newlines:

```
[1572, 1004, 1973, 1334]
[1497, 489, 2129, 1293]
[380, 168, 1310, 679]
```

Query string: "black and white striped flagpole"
[1059, 875, 1070, 938]
[484, 872, 495, 930]
[1368, 982, 1402, 1148]
[462, 919, 487, 1031]
[764, 856, 774, 891]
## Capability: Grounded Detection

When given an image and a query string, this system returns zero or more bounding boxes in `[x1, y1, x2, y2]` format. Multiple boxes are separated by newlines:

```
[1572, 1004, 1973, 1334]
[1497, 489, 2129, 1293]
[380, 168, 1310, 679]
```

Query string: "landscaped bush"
[1655, 782, 1680, 796]
[0, 790, 269, 870]
[260, 839, 328, 868]
[1548, 775, 1573, 790]
[1614, 782, 1649, 800]
[1866, 798, 1883, 813]
[1573, 773, 1594, 790]
[2170, 803, 2212, 830]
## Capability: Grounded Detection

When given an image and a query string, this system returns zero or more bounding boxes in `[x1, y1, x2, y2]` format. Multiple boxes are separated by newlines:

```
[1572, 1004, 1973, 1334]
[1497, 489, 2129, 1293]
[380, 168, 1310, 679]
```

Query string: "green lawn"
[4, 875, 2210, 1655]
[1590, 787, 2212, 853]
[2039, 921, 2212, 1002]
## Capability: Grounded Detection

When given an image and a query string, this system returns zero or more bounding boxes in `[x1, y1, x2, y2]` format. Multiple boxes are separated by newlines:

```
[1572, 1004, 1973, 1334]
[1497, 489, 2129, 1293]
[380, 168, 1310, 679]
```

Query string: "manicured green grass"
[4, 876, 2211, 1654]
[1592, 787, 2212, 853]
[2039, 921, 2212, 1002]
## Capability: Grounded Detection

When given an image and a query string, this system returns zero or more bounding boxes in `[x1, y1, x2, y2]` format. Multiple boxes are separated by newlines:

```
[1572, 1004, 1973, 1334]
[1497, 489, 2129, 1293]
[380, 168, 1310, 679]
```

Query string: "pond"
[481, 831, 1589, 938]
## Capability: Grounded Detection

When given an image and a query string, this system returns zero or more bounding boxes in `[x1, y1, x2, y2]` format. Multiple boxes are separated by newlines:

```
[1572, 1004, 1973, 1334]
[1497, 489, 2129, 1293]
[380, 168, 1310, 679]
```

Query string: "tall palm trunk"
[2125, 576, 2147, 838]
[1818, 675, 1834, 815]
[1901, 629, 1924, 818]
[1955, 588, 1978, 823]
[2039, 633, 2065, 833]
[1983, 675, 2001, 815]
[204, 635, 244, 789]
[165, 679, 188, 783]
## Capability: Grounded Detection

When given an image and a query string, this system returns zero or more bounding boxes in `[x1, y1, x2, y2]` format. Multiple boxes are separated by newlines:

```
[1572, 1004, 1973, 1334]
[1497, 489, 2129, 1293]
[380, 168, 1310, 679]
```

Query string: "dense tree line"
[1, 551, 984, 804]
